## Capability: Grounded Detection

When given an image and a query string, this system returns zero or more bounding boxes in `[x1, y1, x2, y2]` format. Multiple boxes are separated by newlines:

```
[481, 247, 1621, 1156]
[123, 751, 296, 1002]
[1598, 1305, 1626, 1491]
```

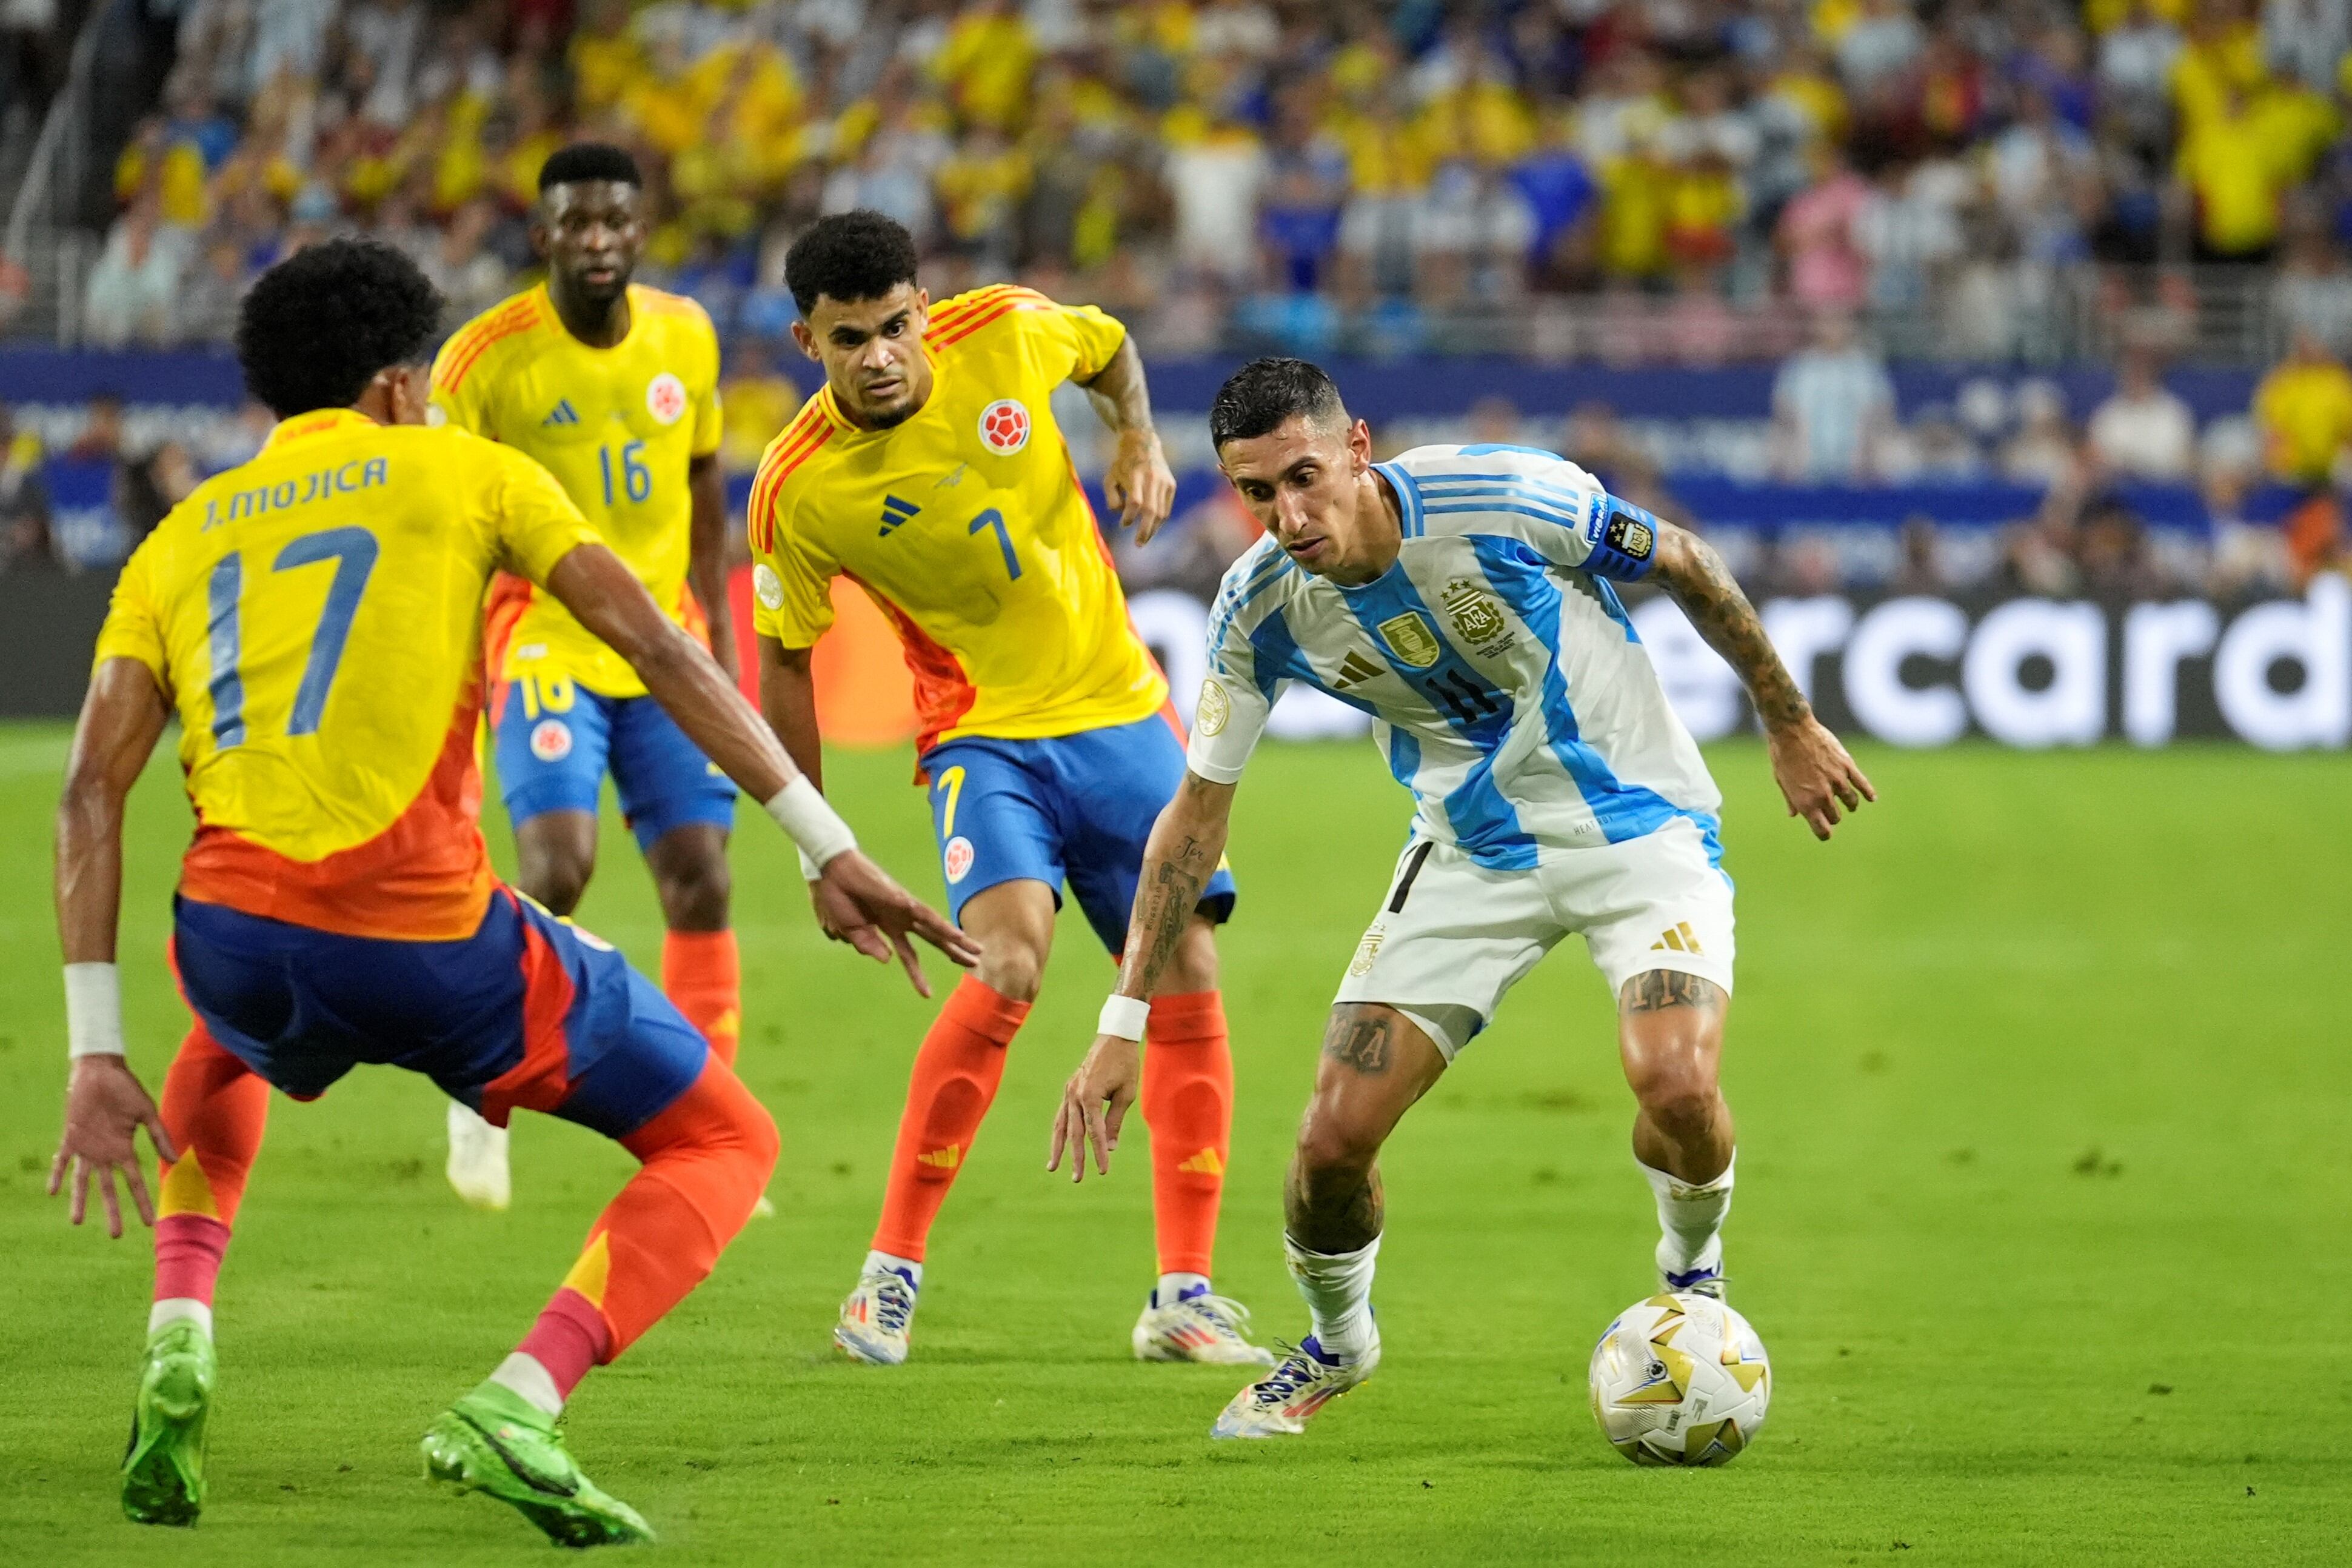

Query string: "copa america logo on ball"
[977, 399, 1029, 455]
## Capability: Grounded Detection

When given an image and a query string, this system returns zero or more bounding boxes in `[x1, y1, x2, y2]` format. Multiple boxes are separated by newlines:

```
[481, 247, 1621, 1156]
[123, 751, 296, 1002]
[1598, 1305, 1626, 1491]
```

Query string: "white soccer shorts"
[1331, 816, 1736, 1060]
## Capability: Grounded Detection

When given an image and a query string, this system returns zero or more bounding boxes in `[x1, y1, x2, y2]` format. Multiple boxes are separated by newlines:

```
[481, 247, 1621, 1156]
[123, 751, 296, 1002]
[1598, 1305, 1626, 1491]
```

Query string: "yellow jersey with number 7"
[430, 281, 722, 699]
[90, 409, 600, 941]
[745, 285, 1167, 752]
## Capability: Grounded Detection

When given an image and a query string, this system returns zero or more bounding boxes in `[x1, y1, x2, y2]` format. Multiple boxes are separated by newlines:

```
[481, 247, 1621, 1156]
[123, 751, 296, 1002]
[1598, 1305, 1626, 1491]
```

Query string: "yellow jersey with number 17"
[430, 281, 722, 699]
[745, 285, 1166, 752]
[91, 409, 600, 941]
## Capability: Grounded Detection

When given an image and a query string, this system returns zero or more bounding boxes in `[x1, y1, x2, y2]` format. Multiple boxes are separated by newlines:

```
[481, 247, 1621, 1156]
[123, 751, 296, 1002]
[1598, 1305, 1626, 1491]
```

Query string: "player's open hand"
[1104, 429, 1177, 545]
[1049, 1033, 1140, 1183]
[810, 850, 982, 996]
[50, 1055, 178, 1239]
[1766, 715, 1876, 841]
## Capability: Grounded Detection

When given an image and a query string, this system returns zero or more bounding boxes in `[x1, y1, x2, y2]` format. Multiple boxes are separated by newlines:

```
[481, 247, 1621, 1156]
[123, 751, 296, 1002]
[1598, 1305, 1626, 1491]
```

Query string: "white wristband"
[798, 848, 824, 882]
[763, 776, 857, 872]
[1098, 993, 1150, 1042]
[64, 962, 125, 1059]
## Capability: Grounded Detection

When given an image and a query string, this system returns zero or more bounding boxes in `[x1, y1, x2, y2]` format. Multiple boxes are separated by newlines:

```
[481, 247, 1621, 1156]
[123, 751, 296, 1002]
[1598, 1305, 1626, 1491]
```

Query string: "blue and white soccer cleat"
[1133, 1286, 1277, 1366]
[1661, 1259, 1729, 1302]
[835, 1264, 918, 1366]
[1210, 1335, 1378, 1438]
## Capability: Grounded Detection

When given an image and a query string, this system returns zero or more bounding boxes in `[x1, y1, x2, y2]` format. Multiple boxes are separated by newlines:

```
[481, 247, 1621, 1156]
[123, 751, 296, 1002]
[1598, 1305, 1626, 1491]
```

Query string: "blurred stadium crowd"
[24, 0, 2352, 357]
[4, 0, 2351, 596]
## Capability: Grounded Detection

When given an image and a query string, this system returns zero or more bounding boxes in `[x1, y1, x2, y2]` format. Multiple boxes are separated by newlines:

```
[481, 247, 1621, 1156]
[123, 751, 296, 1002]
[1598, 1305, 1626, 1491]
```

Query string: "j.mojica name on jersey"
[201, 458, 391, 531]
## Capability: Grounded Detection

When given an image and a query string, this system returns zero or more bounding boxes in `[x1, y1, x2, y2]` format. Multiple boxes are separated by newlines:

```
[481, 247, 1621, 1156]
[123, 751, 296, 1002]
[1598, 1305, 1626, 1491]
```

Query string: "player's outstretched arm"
[50, 657, 181, 1238]
[546, 542, 980, 989]
[1077, 334, 1176, 543]
[1648, 521, 1877, 840]
[1049, 770, 1237, 1181]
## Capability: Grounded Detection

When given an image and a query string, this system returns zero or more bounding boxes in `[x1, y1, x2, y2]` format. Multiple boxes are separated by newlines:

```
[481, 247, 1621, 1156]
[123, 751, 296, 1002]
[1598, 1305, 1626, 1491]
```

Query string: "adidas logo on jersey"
[877, 495, 921, 537]
[1331, 650, 1386, 690]
[1651, 922, 1705, 955]
[541, 399, 581, 426]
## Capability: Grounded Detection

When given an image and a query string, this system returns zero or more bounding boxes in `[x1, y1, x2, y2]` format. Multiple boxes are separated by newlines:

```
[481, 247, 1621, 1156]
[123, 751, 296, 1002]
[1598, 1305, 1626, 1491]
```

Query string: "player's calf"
[1619, 969, 1737, 1295]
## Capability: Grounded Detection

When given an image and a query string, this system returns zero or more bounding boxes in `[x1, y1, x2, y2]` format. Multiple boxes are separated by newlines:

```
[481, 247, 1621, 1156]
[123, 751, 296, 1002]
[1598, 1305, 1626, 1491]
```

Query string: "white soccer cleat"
[1211, 1336, 1379, 1438]
[835, 1266, 918, 1366]
[1134, 1289, 1277, 1366]
[445, 1101, 511, 1212]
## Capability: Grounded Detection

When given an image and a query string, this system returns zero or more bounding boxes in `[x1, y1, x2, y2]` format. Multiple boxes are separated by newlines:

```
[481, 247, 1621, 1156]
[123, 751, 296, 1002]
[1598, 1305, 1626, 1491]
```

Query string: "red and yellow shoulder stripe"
[434, 291, 547, 393]
[747, 402, 835, 554]
[923, 284, 1055, 352]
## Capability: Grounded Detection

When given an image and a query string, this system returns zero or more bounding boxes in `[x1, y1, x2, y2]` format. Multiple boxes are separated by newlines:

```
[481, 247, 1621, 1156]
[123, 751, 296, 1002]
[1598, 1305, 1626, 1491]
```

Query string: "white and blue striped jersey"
[1187, 444, 1723, 869]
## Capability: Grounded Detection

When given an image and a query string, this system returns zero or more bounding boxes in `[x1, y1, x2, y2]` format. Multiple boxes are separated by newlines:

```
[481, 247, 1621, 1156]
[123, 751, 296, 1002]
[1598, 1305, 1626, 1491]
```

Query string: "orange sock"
[1142, 991, 1233, 1279]
[662, 930, 741, 1067]
[869, 977, 1029, 1262]
[534, 1055, 779, 1373]
[154, 1025, 272, 1309]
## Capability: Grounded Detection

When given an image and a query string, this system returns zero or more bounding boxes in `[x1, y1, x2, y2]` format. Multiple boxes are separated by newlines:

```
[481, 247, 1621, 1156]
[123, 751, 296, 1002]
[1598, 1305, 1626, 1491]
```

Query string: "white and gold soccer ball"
[1588, 1291, 1771, 1466]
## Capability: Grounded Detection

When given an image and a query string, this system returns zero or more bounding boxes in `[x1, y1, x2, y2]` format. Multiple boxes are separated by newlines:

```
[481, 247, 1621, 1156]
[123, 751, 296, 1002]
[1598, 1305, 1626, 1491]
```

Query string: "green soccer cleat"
[420, 1381, 655, 1547]
[121, 1319, 215, 1526]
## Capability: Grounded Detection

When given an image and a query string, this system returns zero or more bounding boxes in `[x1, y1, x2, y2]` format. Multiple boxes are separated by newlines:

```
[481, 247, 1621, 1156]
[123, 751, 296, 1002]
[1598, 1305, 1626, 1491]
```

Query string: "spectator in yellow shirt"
[2255, 330, 2352, 487]
[2172, 85, 2285, 261]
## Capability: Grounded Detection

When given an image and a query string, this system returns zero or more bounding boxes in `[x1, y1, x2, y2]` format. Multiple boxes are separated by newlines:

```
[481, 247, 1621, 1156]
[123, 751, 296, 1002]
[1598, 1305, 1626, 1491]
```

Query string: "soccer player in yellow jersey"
[430, 144, 742, 1211]
[46, 241, 971, 1543]
[747, 212, 1268, 1367]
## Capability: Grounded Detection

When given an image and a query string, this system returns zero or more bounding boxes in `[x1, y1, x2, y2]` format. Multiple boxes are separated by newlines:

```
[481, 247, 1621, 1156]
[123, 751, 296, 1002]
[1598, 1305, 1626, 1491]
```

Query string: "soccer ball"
[1588, 1292, 1771, 1466]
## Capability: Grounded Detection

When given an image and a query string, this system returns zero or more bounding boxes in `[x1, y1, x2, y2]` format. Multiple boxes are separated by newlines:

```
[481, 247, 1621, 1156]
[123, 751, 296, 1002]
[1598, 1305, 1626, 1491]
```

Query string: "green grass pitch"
[1, 725, 2346, 1565]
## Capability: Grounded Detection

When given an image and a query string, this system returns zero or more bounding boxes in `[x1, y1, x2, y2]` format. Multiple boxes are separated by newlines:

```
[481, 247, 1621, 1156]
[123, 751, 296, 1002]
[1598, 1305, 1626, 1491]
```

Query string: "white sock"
[865, 1249, 922, 1289]
[1284, 1234, 1380, 1363]
[148, 1298, 212, 1338]
[488, 1351, 565, 1418]
[1640, 1152, 1735, 1277]
[1157, 1271, 1211, 1304]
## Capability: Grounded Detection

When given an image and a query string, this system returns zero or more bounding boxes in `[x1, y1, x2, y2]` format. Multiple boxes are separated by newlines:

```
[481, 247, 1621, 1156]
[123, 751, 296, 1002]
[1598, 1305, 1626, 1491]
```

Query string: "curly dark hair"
[783, 210, 920, 316]
[539, 141, 642, 193]
[1209, 357, 1348, 449]
[235, 239, 444, 418]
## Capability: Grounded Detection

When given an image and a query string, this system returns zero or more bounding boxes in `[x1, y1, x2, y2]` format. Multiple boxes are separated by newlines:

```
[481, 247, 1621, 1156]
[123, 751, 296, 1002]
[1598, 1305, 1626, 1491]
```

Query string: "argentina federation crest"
[1440, 579, 1514, 653]
[1376, 610, 1442, 669]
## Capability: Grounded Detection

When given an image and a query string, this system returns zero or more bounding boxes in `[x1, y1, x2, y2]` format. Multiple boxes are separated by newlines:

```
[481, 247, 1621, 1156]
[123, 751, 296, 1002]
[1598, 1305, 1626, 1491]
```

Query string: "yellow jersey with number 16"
[430, 281, 722, 699]
[745, 285, 1167, 753]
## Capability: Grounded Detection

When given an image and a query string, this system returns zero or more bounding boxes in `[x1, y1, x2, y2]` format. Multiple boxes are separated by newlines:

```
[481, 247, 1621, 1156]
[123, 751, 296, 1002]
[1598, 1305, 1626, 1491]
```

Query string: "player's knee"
[1629, 1059, 1721, 1139]
[655, 854, 732, 932]
[1161, 921, 1221, 993]
[975, 944, 1045, 1004]
[1295, 1102, 1382, 1180]
[518, 849, 594, 916]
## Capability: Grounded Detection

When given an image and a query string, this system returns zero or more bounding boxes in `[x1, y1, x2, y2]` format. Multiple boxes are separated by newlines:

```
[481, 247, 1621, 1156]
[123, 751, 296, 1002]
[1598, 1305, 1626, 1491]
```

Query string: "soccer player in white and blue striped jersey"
[1048, 358, 1875, 1439]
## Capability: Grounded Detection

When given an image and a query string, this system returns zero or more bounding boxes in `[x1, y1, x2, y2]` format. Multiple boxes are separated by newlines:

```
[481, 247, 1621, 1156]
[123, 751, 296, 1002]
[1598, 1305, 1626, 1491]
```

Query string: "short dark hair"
[538, 141, 642, 193]
[784, 210, 920, 315]
[1209, 357, 1348, 449]
[235, 239, 443, 418]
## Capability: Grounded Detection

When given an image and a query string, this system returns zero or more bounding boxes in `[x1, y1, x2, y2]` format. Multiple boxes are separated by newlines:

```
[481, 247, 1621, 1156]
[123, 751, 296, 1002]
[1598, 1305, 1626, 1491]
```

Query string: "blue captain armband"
[1583, 493, 1662, 581]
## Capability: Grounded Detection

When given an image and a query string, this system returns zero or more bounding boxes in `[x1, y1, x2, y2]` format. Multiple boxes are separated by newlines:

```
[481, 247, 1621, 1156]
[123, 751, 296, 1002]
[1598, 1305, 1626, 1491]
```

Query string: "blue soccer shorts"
[920, 708, 1238, 952]
[491, 671, 737, 852]
[170, 887, 708, 1136]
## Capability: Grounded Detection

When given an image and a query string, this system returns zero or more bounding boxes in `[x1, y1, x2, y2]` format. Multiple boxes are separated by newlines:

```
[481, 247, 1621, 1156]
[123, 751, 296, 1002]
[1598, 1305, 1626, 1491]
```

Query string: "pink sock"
[154, 1214, 230, 1307]
[515, 1287, 612, 1401]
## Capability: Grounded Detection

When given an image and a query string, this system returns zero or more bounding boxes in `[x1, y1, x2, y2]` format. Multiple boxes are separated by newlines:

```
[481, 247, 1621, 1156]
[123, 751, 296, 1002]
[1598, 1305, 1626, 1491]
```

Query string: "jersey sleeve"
[746, 469, 838, 647]
[487, 441, 601, 583]
[91, 536, 169, 688]
[1017, 293, 1129, 385]
[428, 332, 493, 436]
[1439, 445, 1661, 582]
[688, 307, 724, 458]
[1187, 567, 1280, 784]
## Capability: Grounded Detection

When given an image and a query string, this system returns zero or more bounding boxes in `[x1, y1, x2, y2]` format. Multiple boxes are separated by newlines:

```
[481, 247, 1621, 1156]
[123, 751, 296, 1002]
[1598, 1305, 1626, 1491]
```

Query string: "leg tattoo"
[1321, 1010, 1395, 1073]
[1620, 970, 1725, 1015]
[1286, 1158, 1383, 1256]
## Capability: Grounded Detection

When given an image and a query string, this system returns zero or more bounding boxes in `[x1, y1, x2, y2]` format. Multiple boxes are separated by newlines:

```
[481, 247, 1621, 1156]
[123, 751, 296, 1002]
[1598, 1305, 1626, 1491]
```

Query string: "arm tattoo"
[1321, 1012, 1394, 1073]
[1656, 529, 1810, 729]
[1118, 831, 1210, 997]
[1620, 970, 1726, 1015]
